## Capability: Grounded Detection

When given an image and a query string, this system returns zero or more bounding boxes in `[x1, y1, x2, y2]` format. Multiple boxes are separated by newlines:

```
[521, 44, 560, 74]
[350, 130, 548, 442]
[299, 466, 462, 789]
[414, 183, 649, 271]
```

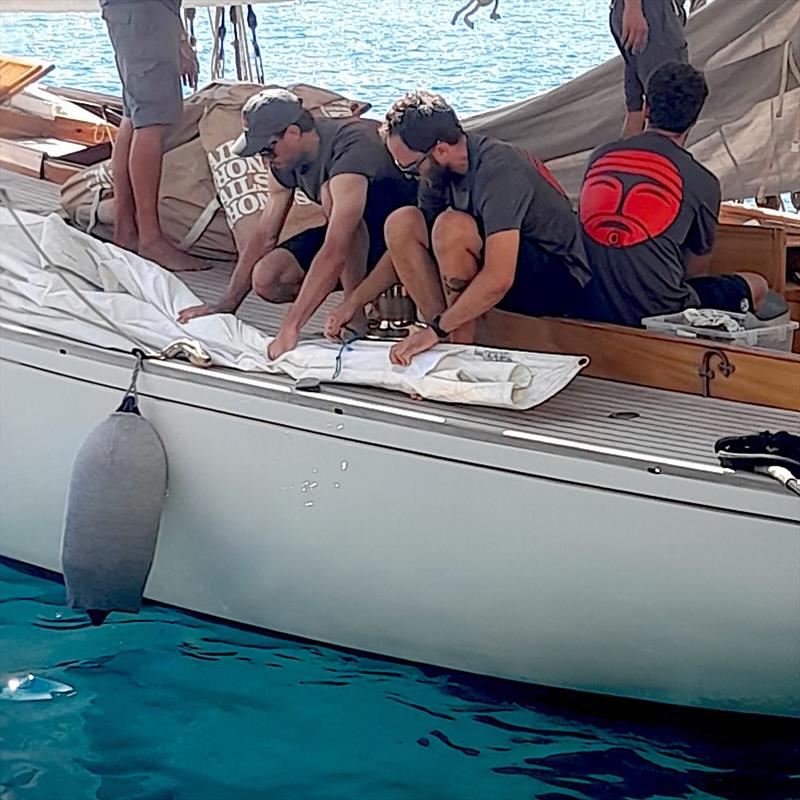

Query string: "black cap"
[231, 88, 305, 157]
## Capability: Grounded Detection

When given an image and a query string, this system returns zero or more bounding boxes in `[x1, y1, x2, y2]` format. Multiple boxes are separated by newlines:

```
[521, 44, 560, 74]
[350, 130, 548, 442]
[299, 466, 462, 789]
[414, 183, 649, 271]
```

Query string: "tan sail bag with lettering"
[60, 81, 371, 260]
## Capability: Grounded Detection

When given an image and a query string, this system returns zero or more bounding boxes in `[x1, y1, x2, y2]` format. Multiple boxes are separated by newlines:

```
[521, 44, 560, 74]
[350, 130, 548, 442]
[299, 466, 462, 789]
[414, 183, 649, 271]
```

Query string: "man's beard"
[424, 158, 451, 182]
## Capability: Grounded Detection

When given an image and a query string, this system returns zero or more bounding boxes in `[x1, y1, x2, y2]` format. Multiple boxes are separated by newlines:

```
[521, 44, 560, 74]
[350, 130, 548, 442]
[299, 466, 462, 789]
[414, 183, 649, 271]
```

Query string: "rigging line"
[247, 4, 265, 84]
[332, 325, 363, 380]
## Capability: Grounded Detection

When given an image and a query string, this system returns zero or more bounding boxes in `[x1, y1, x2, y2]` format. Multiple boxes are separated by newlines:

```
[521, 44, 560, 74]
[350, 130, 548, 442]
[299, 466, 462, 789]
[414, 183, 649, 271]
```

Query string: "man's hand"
[324, 301, 358, 341]
[389, 327, 439, 367]
[621, 1, 649, 54]
[179, 37, 199, 90]
[267, 325, 299, 360]
[177, 302, 230, 324]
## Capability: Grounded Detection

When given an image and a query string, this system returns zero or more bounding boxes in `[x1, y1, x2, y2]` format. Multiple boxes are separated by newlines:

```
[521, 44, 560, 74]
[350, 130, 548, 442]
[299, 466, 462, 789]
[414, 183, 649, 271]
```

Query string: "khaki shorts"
[610, 0, 688, 112]
[102, 0, 183, 128]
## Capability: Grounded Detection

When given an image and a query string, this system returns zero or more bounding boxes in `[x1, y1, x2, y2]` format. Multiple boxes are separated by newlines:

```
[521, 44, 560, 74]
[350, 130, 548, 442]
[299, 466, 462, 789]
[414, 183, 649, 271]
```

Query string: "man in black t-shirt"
[578, 62, 768, 327]
[325, 90, 591, 367]
[178, 88, 415, 359]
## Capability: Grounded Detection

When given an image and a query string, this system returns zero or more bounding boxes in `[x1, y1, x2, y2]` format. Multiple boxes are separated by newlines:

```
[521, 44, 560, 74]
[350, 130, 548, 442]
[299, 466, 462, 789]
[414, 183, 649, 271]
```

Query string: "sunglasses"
[393, 150, 430, 177]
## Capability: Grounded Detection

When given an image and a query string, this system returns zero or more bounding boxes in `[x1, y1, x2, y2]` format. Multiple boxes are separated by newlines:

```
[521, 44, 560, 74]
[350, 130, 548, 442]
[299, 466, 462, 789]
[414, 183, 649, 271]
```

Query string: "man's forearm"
[218, 230, 278, 311]
[346, 253, 398, 311]
[438, 269, 511, 333]
[281, 242, 347, 333]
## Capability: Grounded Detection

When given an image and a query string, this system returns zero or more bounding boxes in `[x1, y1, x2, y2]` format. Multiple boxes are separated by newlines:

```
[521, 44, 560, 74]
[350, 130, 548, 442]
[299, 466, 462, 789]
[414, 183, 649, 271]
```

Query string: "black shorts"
[277, 223, 386, 277]
[496, 239, 583, 318]
[687, 275, 753, 314]
[278, 178, 416, 272]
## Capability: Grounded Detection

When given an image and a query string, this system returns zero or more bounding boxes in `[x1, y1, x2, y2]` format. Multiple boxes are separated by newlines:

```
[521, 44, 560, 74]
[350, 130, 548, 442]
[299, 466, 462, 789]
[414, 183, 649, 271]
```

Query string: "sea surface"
[2, 561, 800, 800]
[0, 0, 619, 117]
[1, 3, 799, 799]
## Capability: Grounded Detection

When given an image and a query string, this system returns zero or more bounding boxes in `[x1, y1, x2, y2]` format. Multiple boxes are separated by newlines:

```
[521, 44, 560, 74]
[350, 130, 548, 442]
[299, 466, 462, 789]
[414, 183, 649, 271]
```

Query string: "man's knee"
[431, 210, 481, 259]
[385, 206, 427, 251]
[252, 250, 302, 303]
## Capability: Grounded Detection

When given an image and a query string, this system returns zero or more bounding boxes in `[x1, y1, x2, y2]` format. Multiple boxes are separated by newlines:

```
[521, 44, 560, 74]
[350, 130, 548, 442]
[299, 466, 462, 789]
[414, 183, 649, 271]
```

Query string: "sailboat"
[0, 0, 798, 717]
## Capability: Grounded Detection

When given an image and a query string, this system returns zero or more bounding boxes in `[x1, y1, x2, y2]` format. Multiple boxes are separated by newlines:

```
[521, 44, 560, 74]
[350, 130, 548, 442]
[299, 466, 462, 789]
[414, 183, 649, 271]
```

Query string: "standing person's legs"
[130, 125, 208, 270]
[610, 1, 647, 136]
[110, 117, 137, 250]
[610, 0, 688, 137]
[103, 0, 208, 271]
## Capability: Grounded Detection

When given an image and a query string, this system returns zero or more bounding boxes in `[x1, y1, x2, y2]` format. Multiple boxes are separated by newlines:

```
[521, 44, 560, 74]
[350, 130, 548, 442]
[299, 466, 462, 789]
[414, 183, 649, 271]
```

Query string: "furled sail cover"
[467, 0, 800, 202]
[0, 210, 587, 410]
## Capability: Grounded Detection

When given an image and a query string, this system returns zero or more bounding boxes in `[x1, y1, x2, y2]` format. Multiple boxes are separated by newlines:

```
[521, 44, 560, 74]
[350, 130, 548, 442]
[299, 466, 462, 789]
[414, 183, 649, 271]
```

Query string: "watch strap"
[429, 314, 448, 339]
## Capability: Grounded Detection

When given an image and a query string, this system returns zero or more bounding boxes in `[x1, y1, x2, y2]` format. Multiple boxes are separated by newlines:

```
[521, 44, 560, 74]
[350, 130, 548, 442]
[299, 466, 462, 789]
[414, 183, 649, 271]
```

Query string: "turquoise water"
[2, 4, 800, 797]
[0, 0, 619, 116]
[2, 560, 799, 800]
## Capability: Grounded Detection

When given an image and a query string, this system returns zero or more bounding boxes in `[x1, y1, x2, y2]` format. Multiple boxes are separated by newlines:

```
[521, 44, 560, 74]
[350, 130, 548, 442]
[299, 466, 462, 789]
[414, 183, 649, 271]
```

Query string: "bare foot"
[138, 238, 212, 272]
[113, 226, 139, 253]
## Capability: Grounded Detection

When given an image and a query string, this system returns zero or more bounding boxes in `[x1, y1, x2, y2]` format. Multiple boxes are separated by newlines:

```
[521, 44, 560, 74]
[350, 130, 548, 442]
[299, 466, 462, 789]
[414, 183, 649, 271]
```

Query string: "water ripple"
[2, 558, 800, 798]
[0, 0, 619, 117]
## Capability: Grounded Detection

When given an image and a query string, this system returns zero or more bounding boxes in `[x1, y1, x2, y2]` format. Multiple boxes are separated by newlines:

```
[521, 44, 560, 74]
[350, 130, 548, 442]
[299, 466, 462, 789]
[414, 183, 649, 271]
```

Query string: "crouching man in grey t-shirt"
[326, 91, 591, 367]
[178, 89, 416, 359]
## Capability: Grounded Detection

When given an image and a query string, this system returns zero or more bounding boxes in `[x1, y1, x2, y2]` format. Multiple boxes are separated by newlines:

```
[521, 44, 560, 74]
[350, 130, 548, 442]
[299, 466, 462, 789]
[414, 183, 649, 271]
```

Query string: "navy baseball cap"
[231, 88, 305, 157]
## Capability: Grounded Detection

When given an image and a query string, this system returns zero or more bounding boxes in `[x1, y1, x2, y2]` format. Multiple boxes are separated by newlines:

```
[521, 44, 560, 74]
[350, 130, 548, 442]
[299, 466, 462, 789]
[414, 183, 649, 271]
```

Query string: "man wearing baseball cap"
[178, 87, 415, 359]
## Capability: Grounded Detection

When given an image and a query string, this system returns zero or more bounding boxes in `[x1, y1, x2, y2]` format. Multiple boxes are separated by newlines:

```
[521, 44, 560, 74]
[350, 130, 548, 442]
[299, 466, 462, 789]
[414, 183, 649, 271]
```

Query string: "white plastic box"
[642, 309, 799, 351]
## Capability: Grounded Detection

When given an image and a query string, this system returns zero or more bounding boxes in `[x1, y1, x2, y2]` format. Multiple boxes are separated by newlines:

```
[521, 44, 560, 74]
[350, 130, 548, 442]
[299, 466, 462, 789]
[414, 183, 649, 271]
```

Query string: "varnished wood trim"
[477, 311, 800, 411]
[0, 108, 115, 148]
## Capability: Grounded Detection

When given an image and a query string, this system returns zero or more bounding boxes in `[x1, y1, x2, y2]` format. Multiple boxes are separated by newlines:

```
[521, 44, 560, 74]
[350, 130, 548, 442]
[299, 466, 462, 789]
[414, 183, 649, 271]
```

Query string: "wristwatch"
[429, 314, 449, 339]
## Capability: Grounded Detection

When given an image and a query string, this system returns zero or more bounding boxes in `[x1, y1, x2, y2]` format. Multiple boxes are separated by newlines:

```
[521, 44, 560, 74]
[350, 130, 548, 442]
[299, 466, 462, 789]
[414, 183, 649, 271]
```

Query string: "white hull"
[1, 325, 798, 717]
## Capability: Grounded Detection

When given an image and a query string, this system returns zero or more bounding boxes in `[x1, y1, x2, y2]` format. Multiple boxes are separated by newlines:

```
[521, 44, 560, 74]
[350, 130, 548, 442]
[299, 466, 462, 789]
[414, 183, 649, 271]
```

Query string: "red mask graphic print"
[580, 151, 683, 247]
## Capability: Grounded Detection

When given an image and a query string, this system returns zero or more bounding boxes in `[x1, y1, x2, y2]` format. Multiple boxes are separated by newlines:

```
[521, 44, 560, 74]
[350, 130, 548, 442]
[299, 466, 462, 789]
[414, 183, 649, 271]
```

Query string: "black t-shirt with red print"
[578, 131, 721, 325]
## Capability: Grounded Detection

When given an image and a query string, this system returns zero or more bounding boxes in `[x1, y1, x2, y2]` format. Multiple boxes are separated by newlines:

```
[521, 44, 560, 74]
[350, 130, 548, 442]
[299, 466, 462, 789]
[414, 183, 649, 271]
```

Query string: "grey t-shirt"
[578, 131, 721, 325]
[418, 135, 591, 286]
[271, 117, 406, 205]
[100, 0, 181, 13]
